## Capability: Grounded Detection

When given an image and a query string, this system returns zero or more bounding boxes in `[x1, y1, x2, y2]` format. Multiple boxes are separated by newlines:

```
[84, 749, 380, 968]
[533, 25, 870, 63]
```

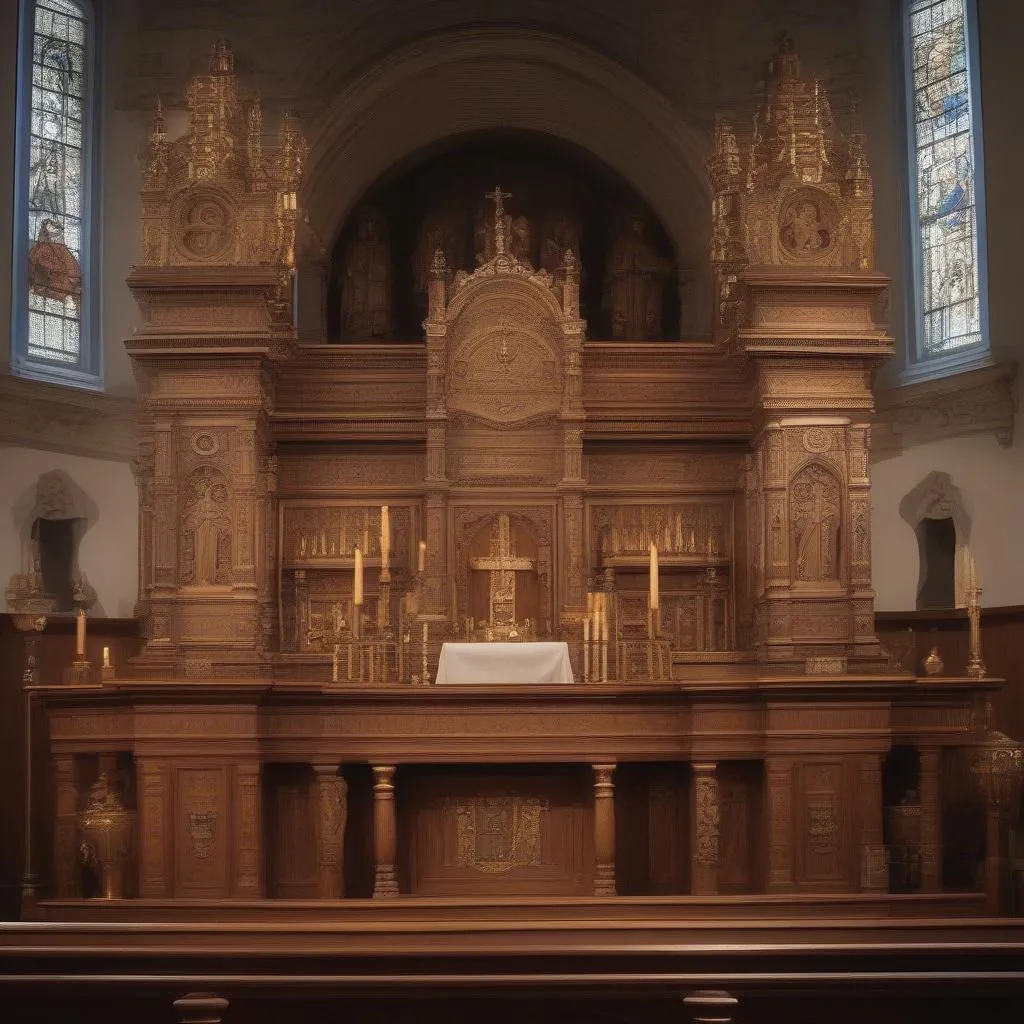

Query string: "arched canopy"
[302, 27, 712, 270]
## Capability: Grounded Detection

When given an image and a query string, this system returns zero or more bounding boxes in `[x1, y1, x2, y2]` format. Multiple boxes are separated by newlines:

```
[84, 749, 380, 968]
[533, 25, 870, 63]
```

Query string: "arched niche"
[899, 471, 972, 610]
[297, 26, 712, 338]
[323, 132, 682, 342]
[10, 470, 99, 613]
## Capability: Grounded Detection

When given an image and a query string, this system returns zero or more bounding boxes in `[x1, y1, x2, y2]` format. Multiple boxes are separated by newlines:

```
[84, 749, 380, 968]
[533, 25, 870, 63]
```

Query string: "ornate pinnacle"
[485, 184, 512, 256]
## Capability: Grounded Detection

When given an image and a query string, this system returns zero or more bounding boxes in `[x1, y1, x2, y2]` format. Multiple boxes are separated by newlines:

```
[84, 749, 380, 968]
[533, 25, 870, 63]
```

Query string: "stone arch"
[298, 27, 713, 334]
[899, 471, 972, 609]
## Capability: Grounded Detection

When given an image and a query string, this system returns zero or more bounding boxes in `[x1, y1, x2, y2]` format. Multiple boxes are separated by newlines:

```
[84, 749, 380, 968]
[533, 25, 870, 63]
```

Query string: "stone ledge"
[0, 373, 138, 463]
[872, 361, 1017, 460]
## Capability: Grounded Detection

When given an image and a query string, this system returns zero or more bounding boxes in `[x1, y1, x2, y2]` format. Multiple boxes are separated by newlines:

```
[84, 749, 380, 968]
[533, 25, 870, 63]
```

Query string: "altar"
[11, 36, 1022, 925]
[435, 641, 575, 684]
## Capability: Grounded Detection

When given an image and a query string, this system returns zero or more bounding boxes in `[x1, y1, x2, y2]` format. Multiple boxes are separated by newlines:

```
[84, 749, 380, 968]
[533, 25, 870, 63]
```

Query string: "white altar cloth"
[434, 641, 575, 685]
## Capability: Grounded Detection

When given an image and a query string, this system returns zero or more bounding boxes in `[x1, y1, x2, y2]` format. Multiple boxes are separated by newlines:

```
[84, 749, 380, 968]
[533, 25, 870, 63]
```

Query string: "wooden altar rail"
[0, 917, 1023, 1023]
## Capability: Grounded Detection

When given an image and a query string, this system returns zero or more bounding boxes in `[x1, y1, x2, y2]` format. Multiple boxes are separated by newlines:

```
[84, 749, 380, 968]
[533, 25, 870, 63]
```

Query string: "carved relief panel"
[175, 766, 229, 896]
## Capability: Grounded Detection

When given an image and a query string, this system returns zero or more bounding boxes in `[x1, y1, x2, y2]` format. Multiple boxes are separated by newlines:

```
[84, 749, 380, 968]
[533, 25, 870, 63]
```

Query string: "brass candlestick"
[966, 583, 986, 679]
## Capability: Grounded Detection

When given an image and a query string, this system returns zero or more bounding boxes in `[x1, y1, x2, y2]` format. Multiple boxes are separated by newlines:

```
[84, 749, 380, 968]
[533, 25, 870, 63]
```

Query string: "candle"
[353, 547, 364, 605]
[332, 645, 339, 683]
[418, 539, 426, 573]
[102, 646, 110, 669]
[649, 543, 659, 610]
[76, 608, 86, 657]
[380, 505, 390, 565]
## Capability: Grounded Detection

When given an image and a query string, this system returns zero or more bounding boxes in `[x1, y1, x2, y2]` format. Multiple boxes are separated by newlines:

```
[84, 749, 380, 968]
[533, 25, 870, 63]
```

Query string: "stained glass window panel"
[908, 0, 984, 357]
[26, 0, 88, 365]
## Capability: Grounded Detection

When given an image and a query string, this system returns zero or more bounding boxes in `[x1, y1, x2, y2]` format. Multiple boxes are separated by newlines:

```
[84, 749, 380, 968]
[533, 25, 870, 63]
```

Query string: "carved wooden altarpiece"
[23, 38, 1015, 926]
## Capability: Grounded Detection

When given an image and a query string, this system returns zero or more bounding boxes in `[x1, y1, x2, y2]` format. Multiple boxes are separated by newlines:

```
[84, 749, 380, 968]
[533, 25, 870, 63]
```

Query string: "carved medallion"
[172, 191, 234, 264]
[778, 188, 838, 262]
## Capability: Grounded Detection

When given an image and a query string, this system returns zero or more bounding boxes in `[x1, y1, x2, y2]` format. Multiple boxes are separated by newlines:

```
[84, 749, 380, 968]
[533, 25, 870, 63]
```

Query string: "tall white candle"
[418, 539, 426, 573]
[649, 543, 659, 610]
[102, 645, 110, 669]
[76, 608, 86, 657]
[353, 547, 364, 605]
[380, 505, 390, 565]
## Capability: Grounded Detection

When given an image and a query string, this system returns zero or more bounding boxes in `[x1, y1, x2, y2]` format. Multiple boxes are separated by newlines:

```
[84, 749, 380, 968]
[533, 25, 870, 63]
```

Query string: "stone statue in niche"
[790, 465, 842, 583]
[340, 208, 392, 340]
[604, 210, 672, 339]
[182, 468, 232, 587]
[540, 212, 581, 276]
[414, 209, 465, 302]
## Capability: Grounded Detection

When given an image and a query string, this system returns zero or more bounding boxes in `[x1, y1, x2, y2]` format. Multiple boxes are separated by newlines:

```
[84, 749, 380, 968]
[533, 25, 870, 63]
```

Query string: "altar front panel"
[403, 767, 592, 896]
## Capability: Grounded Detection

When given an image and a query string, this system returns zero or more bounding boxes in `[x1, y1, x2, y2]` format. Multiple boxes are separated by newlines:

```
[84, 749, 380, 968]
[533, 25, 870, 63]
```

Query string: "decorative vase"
[923, 647, 944, 676]
[78, 774, 136, 899]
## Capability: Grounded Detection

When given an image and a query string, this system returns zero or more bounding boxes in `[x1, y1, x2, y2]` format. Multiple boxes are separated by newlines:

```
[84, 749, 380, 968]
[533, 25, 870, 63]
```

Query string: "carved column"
[690, 762, 719, 896]
[137, 759, 170, 897]
[592, 763, 617, 896]
[859, 754, 888, 891]
[174, 993, 229, 1024]
[765, 758, 795, 891]
[232, 762, 263, 897]
[314, 765, 348, 898]
[372, 765, 399, 898]
[919, 746, 942, 893]
[52, 755, 78, 898]
[984, 801, 1008, 915]
[740, 272, 893, 671]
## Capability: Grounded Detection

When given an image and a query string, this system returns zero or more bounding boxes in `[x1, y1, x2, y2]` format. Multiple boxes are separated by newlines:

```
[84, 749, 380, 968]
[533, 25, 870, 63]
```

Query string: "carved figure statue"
[540, 212, 581, 276]
[474, 203, 534, 267]
[604, 211, 671, 339]
[183, 470, 231, 587]
[414, 210, 464, 301]
[340, 209, 392, 340]
[791, 466, 841, 582]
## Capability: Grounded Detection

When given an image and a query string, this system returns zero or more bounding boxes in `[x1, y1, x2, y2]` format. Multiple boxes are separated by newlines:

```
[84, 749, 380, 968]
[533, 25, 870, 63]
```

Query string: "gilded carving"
[450, 795, 547, 873]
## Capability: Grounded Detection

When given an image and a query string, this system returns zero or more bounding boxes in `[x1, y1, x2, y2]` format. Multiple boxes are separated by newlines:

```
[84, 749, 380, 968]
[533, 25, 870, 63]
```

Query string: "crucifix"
[485, 184, 512, 256]
[469, 513, 534, 628]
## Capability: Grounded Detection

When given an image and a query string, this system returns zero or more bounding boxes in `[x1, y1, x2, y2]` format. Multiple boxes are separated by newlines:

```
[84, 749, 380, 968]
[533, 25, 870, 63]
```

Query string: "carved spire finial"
[485, 184, 512, 256]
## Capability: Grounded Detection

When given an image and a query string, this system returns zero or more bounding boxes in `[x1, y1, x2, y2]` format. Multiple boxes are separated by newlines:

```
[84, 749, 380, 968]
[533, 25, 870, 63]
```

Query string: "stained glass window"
[13, 0, 97, 383]
[906, 0, 987, 361]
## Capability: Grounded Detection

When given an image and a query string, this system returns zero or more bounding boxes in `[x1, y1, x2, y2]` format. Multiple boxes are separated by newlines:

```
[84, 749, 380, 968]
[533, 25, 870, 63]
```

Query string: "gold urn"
[78, 774, 136, 899]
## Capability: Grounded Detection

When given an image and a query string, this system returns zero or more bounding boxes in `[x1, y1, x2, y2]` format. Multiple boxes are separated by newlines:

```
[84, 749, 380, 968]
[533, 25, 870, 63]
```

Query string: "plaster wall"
[0, 445, 138, 618]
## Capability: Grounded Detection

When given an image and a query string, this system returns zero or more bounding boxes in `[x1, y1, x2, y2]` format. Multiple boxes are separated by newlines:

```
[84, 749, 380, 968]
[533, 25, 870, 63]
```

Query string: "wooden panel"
[795, 759, 851, 890]
[174, 765, 229, 896]
[267, 766, 317, 898]
[718, 761, 763, 893]
[404, 767, 591, 896]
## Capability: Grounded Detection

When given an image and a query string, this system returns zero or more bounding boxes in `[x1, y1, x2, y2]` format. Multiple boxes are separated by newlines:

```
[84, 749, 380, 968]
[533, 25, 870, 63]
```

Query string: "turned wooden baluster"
[592, 763, 617, 896]
[372, 764, 399, 897]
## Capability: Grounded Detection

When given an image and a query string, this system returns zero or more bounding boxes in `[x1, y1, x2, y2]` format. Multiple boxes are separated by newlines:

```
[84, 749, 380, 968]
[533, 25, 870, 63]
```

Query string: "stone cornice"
[0, 373, 138, 463]
[871, 361, 1017, 460]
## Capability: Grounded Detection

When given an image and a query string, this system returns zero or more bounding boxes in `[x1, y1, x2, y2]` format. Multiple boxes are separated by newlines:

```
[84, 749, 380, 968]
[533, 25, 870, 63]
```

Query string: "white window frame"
[10, 0, 103, 390]
[900, 0, 991, 384]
